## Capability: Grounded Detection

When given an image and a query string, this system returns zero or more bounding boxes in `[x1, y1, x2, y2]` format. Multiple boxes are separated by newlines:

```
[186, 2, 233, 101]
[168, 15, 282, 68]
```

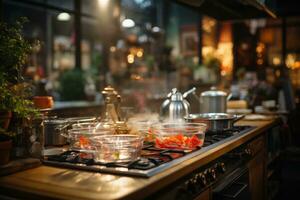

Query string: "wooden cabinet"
[194, 188, 210, 200]
[248, 136, 266, 200]
[249, 150, 265, 200]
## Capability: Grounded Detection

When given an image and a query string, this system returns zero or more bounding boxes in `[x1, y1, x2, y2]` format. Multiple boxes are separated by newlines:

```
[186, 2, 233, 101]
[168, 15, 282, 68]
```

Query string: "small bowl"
[91, 134, 144, 163]
[127, 119, 158, 142]
[151, 122, 207, 150]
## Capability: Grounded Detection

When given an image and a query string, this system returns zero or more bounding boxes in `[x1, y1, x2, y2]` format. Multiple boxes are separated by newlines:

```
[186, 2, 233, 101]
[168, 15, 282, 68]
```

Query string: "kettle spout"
[227, 93, 233, 101]
[183, 87, 196, 98]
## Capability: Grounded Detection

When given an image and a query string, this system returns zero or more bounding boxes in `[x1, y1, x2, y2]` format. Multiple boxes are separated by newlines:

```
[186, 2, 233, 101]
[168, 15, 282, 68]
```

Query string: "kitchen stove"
[43, 126, 255, 178]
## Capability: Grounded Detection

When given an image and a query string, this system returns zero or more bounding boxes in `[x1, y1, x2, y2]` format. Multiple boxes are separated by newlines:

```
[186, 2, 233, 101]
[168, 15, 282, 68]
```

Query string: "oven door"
[212, 167, 250, 200]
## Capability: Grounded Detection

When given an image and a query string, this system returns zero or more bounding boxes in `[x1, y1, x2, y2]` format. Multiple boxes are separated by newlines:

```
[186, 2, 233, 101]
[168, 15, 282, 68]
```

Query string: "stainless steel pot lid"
[200, 87, 228, 97]
[185, 113, 237, 121]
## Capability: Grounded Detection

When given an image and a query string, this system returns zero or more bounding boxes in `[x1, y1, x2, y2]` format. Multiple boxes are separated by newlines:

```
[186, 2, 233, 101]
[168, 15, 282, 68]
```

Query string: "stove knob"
[196, 173, 207, 187]
[208, 168, 217, 181]
[217, 162, 226, 173]
[245, 148, 252, 156]
[196, 172, 207, 187]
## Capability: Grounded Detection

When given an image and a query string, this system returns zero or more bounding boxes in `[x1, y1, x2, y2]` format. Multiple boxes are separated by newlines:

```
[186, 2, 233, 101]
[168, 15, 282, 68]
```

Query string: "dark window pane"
[81, 17, 103, 100]
[81, 0, 99, 16]
[46, 0, 74, 10]
[3, 1, 47, 79]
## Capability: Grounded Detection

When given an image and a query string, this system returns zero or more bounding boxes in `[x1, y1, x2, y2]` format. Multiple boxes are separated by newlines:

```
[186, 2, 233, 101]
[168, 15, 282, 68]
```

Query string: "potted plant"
[0, 18, 38, 164]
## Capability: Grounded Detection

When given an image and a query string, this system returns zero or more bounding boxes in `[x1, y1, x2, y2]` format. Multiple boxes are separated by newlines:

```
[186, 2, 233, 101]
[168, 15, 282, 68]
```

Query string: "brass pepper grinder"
[101, 86, 128, 133]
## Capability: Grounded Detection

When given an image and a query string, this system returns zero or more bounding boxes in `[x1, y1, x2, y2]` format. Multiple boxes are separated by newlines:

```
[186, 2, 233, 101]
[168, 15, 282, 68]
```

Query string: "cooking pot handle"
[55, 124, 70, 138]
[233, 115, 245, 122]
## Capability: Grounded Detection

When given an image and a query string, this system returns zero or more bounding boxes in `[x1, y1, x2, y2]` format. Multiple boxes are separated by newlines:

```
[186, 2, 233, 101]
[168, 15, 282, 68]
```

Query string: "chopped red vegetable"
[79, 136, 90, 148]
[155, 134, 203, 150]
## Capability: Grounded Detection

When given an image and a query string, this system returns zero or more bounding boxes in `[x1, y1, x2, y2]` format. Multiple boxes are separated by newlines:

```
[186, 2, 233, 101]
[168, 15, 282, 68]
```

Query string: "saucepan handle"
[233, 114, 245, 123]
[56, 124, 70, 138]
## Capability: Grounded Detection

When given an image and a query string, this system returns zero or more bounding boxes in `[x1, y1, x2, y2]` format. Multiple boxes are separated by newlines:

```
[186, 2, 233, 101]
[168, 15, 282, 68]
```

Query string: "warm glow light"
[98, 0, 109, 8]
[217, 43, 233, 75]
[122, 19, 135, 28]
[136, 50, 143, 57]
[203, 42, 233, 76]
[57, 12, 71, 21]
[131, 74, 142, 80]
[256, 43, 265, 53]
[257, 59, 263, 65]
[110, 46, 116, 52]
[127, 54, 134, 63]
[286, 54, 296, 69]
[273, 57, 281, 66]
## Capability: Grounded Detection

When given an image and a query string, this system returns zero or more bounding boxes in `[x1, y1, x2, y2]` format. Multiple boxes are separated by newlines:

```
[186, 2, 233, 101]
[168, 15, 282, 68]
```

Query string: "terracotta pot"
[0, 111, 12, 130]
[33, 96, 54, 109]
[0, 139, 12, 165]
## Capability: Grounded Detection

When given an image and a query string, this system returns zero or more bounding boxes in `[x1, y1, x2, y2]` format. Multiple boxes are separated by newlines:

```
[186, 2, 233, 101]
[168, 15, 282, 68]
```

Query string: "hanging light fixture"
[122, 19, 135, 28]
[57, 12, 71, 21]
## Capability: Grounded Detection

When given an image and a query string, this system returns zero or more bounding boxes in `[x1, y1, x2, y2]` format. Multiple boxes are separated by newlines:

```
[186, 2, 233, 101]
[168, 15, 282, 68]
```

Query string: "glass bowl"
[66, 127, 112, 152]
[91, 134, 144, 163]
[71, 122, 103, 130]
[127, 118, 158, 142]
[151, 122, 207, 150]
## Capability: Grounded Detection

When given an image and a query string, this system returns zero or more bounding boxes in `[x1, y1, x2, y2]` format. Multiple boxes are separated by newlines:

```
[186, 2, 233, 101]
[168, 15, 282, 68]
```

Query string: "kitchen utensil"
[44, 118, 69, 146]
[160, 88, 196, 122]
[199, 87, 232, 113]
[91, 134, 144, 163]
[185, 113, 244, 132]
[151, 122, 207, 150]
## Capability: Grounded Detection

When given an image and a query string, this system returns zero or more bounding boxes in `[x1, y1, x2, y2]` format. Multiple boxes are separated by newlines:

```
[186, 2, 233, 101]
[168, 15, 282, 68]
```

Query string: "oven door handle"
[221, 182, 248, 199]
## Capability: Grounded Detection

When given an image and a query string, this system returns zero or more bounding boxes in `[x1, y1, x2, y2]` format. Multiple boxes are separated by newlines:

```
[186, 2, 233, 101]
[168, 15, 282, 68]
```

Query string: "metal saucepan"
[44, 116, 98, 146]
[44, 118, 69, 146]
[185, 113, 244, 132]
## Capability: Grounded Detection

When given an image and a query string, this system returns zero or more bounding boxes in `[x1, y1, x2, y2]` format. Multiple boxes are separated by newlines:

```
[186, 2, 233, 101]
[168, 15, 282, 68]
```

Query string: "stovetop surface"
[43, 126, 255, 178]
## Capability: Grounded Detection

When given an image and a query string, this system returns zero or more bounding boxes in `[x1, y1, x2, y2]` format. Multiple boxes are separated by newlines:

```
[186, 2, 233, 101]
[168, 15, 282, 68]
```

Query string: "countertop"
[0, 119, 280, 200]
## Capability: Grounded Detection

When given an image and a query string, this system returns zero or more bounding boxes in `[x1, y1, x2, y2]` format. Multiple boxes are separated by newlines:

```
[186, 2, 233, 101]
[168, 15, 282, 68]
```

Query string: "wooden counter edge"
[0, 119, 281, 200]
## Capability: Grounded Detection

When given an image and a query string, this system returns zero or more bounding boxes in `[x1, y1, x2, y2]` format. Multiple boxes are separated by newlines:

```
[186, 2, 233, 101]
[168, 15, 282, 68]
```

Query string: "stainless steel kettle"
[160, 88, 196, 121]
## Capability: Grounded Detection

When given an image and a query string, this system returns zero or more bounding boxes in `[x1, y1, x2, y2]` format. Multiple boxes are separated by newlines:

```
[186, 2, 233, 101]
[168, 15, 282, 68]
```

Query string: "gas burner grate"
[43, 125, 256, 178]
[46, 144, 189, 171]
[204, 126, 253, 146]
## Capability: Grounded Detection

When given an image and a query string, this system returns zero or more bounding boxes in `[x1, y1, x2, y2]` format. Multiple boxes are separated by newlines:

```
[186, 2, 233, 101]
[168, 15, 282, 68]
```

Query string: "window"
[2, 0, 228, 110]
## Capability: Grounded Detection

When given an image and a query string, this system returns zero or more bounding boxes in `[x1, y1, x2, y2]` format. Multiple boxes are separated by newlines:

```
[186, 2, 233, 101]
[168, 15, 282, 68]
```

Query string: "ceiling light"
[152, 26, 160, 33]
[98, 0, 109, 8]
[57, 12, 71, 21]
[122, 19, 135, 28]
